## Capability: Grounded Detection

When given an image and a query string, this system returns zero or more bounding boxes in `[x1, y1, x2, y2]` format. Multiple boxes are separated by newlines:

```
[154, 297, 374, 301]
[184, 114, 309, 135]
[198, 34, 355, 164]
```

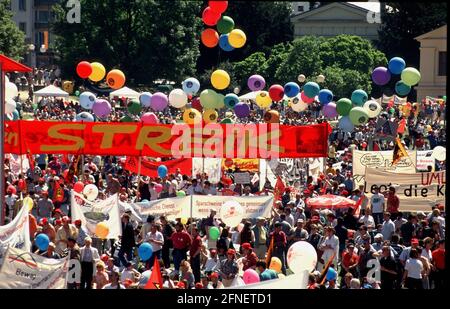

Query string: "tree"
[52, 0, 202, 85]
[377, 3, 447, 67]
[0, 0, 26, 60]
[232, 52, 266, 90]
[263, 42, 292, 86]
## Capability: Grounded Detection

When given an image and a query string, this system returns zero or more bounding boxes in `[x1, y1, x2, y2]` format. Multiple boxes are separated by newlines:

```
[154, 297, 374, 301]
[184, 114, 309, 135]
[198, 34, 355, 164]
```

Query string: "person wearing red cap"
[55, 215, 78, 255]
[171, 222, 192, 273]
[217, 249, 239, 287]
[40, 217, 56, 242]
[241, 243, 258, 271]
[399, 238, 420, 267]
[208, 272, 224, 289]
[204, 248, 219, 274]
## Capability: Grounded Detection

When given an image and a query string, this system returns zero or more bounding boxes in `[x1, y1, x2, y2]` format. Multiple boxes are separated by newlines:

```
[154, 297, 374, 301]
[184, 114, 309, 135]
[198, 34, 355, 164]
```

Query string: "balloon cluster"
[371, 57, 421, 97]
[200, 1, 246, 51]
[76, 61, 126, 90]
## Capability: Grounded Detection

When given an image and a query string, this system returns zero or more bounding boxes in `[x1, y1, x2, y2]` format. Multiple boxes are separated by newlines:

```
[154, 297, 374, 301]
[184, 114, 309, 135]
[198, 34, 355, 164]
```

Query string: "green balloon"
[217, 16, 235, 34]
[200, 89, 218, 109]
[401, 67, 421, 86]
[209, 226, 220, 240]
[336, 98, 353, 116]
[214, 93, 225, 109]
[220, 118, 234, 124]
[395, 81, 411, 97]
[176, 191, 186, 197]
[75, 90, 80, 97]
[443, 95, 446, 101]
[127, 99, 142, 115]
[32, 103, 38, 110]
[348, 107, 369, 126]
[120, 115, 134, 122]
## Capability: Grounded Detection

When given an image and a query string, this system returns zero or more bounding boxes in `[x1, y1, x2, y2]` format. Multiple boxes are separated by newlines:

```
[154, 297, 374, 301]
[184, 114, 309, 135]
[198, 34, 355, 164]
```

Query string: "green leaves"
[0, 0, 26, 60]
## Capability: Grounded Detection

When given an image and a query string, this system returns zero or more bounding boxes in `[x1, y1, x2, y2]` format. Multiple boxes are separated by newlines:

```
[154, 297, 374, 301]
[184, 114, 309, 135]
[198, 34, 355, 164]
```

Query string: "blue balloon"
[182, 78, 200, 95]
[395, 81, 411, 97]
[388, 57, 406, 75]
[138, 243, 153, 261]
[351, 89, 368, 106]
[284, 82, 300, 98]
[224, 93, 239, 109]
[318, 89, 333, 105]
[219, 34, 234, 52]
[326, 267, 337, 281]
[338, 116, 354, 133]
[157, 165, 168, 178]
[140, 92, 153, 107]
[35, 233, 50, 251]
[303, 82, 320, 98]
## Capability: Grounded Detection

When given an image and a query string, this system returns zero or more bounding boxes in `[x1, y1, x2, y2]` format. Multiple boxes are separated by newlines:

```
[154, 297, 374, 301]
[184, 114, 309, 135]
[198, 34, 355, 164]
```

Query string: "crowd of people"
[2, 70, 446, 290]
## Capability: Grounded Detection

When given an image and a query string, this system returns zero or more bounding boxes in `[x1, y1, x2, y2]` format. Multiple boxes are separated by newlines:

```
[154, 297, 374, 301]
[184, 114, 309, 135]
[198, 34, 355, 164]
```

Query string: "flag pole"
[136, 156, 142, 202]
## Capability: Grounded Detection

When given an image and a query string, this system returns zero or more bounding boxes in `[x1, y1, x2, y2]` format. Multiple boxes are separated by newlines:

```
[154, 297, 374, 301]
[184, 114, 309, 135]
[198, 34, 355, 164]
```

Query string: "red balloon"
[76, 61, 92, 79]
[268, 84, 284, 102]
[7, 185, 16, 195]
[300, 91, 315, 104]
[202, 6, 221, 26]
[209, 1, 228, 14]
[191, 97, 203, 113]
[74, 181, 85, 193]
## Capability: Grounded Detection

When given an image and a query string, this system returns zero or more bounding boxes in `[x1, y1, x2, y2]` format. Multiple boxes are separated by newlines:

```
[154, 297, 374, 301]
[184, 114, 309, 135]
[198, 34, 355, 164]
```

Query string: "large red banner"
[124, 157, 192, 177]
[4, 121, 330, 158]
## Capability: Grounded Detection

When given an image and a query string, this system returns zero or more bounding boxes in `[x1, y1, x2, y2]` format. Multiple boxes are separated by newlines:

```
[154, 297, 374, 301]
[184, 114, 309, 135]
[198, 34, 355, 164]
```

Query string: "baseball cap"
[210, 272, 219, 279]
[241, 243, 252, 250]
[374, 233, 383, 239]
[227, 249, 236, 256]
[101, 254, 109, 263]
[40, 218, 48, 225]
[411, 238, 419, 245]
[74, 219, 82, 226]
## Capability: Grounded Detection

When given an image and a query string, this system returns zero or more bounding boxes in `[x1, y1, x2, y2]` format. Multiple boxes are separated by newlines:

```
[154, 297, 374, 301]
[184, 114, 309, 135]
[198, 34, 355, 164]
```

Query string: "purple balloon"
[322, 102, 338, 118]
[372, 67, 391, 86]
[234, 102, 250, 118]
[140, 112, 159, 124]
[150, 92, 168, 111]
[92, 99, 112, 118]
[247, 75, 266, 91]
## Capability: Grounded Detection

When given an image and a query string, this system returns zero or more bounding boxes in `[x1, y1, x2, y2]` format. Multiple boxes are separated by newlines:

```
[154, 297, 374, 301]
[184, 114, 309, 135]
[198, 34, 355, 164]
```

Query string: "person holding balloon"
[143, 223, 164, 269]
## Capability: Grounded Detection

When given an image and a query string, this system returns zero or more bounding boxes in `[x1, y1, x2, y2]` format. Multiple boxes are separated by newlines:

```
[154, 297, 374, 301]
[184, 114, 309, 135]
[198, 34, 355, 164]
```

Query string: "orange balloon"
[201, 28, 219, 48]
[263, 110, 280, 123]
[106, 69, 126, 89]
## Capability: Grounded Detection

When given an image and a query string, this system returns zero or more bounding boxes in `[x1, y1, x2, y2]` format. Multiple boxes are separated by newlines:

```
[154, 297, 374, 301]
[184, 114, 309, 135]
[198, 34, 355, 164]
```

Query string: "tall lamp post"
[0, 55, 32, 225]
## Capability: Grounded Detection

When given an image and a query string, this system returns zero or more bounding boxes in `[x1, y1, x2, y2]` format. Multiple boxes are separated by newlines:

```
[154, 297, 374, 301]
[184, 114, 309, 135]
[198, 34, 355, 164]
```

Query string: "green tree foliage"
[0, 0, 26, 60]
[52, 0, 202, 85]
[232, 52, 266, 90]
[377, 2, 447, 67]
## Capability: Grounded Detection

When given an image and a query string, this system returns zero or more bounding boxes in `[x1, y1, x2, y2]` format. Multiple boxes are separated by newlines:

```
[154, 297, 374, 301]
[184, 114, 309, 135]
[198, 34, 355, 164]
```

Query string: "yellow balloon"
[211, 69, 230, 90]
[182, 108, 202, 125]
[255, 91, 272, 108]
[89, 62, 106, 82]
[228, 29, 246, 48]
[23, 197, 34, 211]
[203, 109, 218, 123]
[269, 257, 282, 273]
[95, 222, 110, 239]
[181, 218, 188, 225]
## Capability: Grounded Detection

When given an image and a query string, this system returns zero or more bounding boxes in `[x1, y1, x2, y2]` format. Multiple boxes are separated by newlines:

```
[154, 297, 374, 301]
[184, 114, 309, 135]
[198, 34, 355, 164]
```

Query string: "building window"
[38, 11, 50, 23]
[438, 51, 447, 76]
[19, 22, 26, 33]
[297, 5, 304, 12]
[19, 0, 26, 11]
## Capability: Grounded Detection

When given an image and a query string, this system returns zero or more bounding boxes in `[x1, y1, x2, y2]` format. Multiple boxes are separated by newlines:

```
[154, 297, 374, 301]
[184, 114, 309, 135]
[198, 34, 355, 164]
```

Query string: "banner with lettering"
[4, 121, 330, 158]
[0, 247, 69, 289]
[124, 157, 192, 177]
[222, 159, 259, 172]
[0, 205, 30, 266]
[126, 196, 190, 221]
[417, 150, 435, 172]
[352, 150, 417, 187]
[364, 168, 445, 211]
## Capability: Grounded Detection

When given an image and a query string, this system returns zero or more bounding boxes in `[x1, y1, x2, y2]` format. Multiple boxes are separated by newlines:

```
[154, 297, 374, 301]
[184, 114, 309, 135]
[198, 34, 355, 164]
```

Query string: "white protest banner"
[191, 195, 274, 220]
[308, 157, 324, 180]
[126, 196, 190, 221]
[5, 154, 30, 175]
[353, 150, 417, 187]
[364, 168, 445, 212]
[0, 247, 69, 289]
[71, 192, 122, 239]
[192, 158, 222, 183]
[234, 172, 251, 184]
[417, 150, 435, 172]
[118, 200, 143, 223]
[0, 205, 30, 266]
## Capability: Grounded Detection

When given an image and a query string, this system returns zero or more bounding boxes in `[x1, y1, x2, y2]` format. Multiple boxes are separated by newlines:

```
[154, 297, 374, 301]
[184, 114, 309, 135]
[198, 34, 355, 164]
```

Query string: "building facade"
[415, 25, 447, 102]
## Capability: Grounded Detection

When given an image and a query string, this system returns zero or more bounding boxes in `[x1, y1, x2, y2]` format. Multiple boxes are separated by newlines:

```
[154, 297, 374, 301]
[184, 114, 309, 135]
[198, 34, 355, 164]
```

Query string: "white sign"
[128, 196, 190, 221]
[0, 205, 30, 266]
[417, 150, 435, 172]
[234, 172, 251, 184]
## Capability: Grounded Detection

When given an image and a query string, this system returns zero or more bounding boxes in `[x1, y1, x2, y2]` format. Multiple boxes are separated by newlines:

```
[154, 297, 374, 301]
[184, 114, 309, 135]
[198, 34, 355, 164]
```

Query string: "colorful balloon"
[76, 61, 92, 79]
[95, 222, 109, 239]
[228, 29, 246, 48]
[201, 28, 219, 48]
[401, 67, 421, 86]
[214, 93, 225, 109]
[372, 67, 391, 86]
[73, 181, 85, 193]
[177, 191, 186, 197]
[297, 74, 306, 83]
[169, 88, 188, 108]
[269, 84, 284, 102]
[388, 57, 406, 75]
[300, 91, 315, 104]
[363, 100, 382, 118]
[263, 110, 279, 123]
[224, 93, 239, 109]
[211, 69, 230, 90]
[395, 81, 411, 96]
[120, 115, 134, 122]
[183, 108, 202, 125]
[303, 82, 320, 98]
[243, 269, 260, 285]
[203, 109, 218, 123]
[202, 6, 221, 26]
[79, 91, 96, 110]
[338, 116, 354, 133]
[75, 112, 94, 122]
[284, 82, 300, 98]
[290, 97, 308, 112]
[234, 102, 250, 118]
[88, 62, 106, 82]
[5, 82, 18, 100]
[318, 89, 333, 105]
[200, 89, 218, 109]
[191, 97, 203, 112]
[336, 98, 352, 116]
[349, 106, 370, 126]
[326, 267, 337, 281]
[322, 102, 338, 118]
[209, 0, 228, 14]
[157, 165, 168, 178]
[106, 69, 125, 89]
[138, 243, 153, 261]
[219, 200, 244, 227]
[219, 34, 234, 51]
[217, 16, 234, 34]
[35, 234, 50, 251]
[255, 91, 272, 108]
[139, 92, 152, 107]
[220, 118, 234, 124]
[127, 99, 142, 115]
[150, 92, 168, 111]
[209, 226, 220, 240]
[140, 112, 159, 124]
[83, 184, 99, 201]
[182, 78, 200, 95]
[247, 75, 266, 91]
[154, 183, 163, 193]
[4, 99, 16, 114]
[286, 241, 317, 273]
[351, 89, 368, 106]
[92, 99, 112, 118]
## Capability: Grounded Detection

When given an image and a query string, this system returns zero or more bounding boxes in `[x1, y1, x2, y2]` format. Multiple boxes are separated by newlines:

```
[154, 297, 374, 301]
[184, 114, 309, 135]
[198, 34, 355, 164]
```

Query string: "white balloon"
[75, 112, 95, 122]
[79, 91, 97, 110]
[363, 100, 382, 118]
[140, 92, 152, 107]
[432, 146, 446, 161]
[317, 74, 325, 83]
[181, 78, 200, 95]
[5, 75, 9, 83]
[5, 99, 16, 114]
[5, 82, 18, 100]
[220, 200, 245, 228]
[297, 74, 306, 83]
[287, 241, 317, 273]
[83, 184, 99, 201]
[290, 97, 308, 112]
[168, 88, 188, 108]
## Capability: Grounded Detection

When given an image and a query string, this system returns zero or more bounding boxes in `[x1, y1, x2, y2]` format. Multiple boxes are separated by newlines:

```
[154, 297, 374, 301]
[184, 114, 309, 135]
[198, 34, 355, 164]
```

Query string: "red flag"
[145, 258, 163, 289]
[353, 194, 365, 217]
[53, 179, 64, 203]
[392, 137, 409, 165]
[274, 176, 285, 202]
[26, 149, 35, 171]
[265, 235, 275, 267]
[124, 157, 192, 177]
[65, 154, 81, 184]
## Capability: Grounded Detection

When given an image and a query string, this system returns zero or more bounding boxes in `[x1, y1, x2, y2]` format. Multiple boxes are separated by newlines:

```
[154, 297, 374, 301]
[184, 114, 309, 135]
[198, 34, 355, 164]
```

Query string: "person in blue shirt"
[344, 173, 354, 192]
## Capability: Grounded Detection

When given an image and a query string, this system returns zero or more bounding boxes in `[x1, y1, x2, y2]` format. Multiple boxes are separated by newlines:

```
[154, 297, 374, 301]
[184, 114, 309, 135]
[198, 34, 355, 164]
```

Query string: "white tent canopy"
[238, 91, 258, 101]
[109, 87, 140, 100]
[34, 85, 69, 98]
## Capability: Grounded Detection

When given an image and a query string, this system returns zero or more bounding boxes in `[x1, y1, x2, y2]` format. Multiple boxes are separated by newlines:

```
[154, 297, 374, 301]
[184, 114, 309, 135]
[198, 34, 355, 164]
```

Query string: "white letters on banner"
[353, 150, 417, 187]
[0, 247, 69, 289]
[0, 205, 30, 267]
[364, 168, 445, 212]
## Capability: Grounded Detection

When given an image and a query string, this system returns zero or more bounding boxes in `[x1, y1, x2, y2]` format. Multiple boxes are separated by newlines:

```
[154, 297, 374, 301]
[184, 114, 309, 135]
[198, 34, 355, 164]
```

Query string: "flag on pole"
[353, 194, 365, 217]
[144, 258, 163, 289]
[265, 235, 274, 267]
[53, 179, 64, 203]
[65, 154, 81, 184]
[273, 176, 285, 202]
[319, 252, 336, 285]
[392, 137, 409, 165]
[26, 149, 35, 171]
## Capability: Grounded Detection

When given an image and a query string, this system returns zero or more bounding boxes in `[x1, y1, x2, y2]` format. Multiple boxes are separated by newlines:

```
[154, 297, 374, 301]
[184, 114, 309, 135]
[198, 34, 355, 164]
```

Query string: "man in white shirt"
[203, 249, 220, 273]
[381, 212, 395, 241]
[370, 186, 385, 226]
[318, 226, 339, 272]
[284, 207, 295, 227]
[144, 223, 164, 265]
[394, 212, 408, 233]
[80, 237, 100, 289]
[358, 210, 375, 228]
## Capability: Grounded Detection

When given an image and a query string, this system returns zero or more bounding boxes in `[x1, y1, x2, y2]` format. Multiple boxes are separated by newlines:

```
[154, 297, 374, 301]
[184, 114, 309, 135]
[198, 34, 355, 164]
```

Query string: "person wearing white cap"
[372, 233, 384, 251]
